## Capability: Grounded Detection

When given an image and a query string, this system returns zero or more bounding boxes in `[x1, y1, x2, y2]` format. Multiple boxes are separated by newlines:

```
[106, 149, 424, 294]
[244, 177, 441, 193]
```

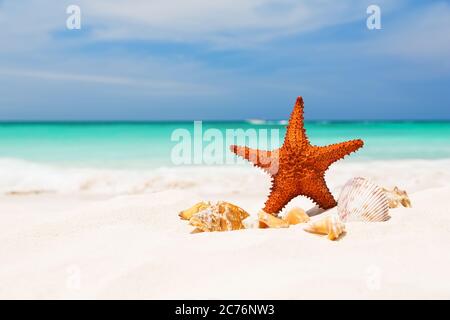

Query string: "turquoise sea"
[0, 121, 449, 168]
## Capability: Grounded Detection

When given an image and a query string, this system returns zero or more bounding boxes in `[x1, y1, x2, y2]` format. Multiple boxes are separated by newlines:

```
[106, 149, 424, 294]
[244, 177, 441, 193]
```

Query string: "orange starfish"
[230, 96, 364, 215]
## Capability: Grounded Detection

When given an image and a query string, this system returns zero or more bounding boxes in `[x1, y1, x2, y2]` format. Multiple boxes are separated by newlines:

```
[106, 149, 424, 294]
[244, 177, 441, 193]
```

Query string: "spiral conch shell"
[181, 201, 250, 233]
[283, 207, 310, 225]
[338, 177, 390, 222]
[304, 214, 345, 241]
[382, 187, 412, 208]
[258, 211, 289, 228]
[179, 201, 211, 220]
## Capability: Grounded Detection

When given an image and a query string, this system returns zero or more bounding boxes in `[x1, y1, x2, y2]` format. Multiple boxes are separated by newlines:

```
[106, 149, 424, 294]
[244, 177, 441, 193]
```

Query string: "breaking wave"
[1, 157, 449, 196]
[0, 158, 263, 196]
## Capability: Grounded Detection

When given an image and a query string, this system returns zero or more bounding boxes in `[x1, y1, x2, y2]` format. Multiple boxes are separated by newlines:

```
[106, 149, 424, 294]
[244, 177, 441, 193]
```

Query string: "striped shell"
[337, 177, 390, 222]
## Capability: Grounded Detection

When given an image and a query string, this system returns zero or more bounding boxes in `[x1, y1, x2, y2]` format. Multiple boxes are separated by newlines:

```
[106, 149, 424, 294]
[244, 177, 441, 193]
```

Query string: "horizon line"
[0, 119, 449, 124]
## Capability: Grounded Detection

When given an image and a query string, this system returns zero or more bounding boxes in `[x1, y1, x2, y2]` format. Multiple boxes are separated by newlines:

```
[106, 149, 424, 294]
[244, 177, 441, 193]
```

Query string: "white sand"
[1, 160, 450, 299]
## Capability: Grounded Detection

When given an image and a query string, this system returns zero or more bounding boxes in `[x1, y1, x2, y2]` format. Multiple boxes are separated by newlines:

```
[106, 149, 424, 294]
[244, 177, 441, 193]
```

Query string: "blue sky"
[0, 0, 449, 120]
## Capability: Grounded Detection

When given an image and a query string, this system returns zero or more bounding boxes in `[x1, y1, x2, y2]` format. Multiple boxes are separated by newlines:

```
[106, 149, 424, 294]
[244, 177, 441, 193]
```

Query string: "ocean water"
[0, 121, 449, 194]
[0, 121, 449, 169]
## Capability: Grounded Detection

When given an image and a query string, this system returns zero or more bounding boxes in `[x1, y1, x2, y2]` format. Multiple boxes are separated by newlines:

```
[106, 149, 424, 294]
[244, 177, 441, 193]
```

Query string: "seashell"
[242, 216, 259, 229]
[304, 214, 345, 241]
[190, 228, 203, 234]
[179, 201, 210, 220]
[338, 177, 390, 222]
[382, 187, 411, 208]
[283, 207, 310, 225]
[188, 201, 250, 232]
[258, 210, 289, 229]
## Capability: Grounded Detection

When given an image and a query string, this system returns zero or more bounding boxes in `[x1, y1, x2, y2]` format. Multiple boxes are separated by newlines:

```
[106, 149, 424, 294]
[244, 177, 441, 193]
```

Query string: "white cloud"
[366, 2, 450, 64]
[83, 0, 380, 47]
[0, 0, 62, 52]
[0, 0, 399, 50]
[0, 68, 220, 95]
[1, 0, 391, 99]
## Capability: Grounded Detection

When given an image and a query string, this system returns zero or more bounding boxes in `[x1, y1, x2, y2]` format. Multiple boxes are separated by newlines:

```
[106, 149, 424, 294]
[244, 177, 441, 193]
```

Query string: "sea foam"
[0, 158, 264, 196]
[1, 157, 449, 196]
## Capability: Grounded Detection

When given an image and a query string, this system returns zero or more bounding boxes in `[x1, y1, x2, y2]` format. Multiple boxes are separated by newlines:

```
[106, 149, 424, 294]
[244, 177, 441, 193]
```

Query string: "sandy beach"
[0, 159, 449, 299]
[2, 0, 450, 303]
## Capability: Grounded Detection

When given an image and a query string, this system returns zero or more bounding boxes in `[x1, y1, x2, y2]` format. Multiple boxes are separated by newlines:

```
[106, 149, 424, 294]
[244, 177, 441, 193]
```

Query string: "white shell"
[337, 177, 390, 222]
[303, 213, 345, 240]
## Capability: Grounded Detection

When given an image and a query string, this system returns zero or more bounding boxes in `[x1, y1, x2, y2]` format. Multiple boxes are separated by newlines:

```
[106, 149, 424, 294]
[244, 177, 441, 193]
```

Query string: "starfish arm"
[263, 178, 296, 214]
[230, 145, 279, 175]
[314, 139, 364, 171]
[301, 175, 337, 209]
[284, 96, 309, 150]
